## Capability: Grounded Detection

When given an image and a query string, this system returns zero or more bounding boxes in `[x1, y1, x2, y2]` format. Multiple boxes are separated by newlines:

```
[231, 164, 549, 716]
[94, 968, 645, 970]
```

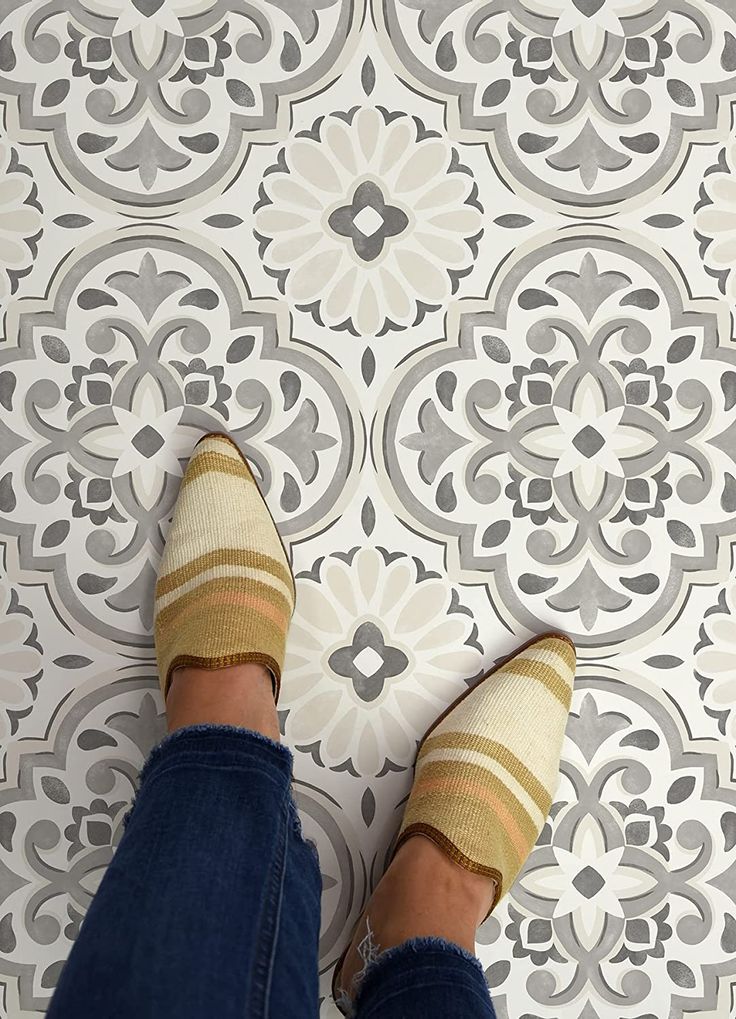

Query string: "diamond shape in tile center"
[572, 865, 605, 898]
[132, 425, 164, 457]
[572, 424, 605, 458]
[352, 645, 384, 678]
[352, 206, 385, 238]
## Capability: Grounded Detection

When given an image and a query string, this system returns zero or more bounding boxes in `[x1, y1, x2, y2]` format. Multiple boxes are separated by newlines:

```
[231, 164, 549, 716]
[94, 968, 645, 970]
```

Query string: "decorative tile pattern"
[381, 0, 736, 211]
[0, 0, 354, 205]
[0, 2, 735, 1017]
[381, 232, 736, 644]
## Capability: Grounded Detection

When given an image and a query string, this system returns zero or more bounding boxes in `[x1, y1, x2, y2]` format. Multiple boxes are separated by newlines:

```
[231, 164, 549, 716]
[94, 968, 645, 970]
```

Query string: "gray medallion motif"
[474, 672, 736, 1019]
[382, 0, 736, 211]
[381, 231, 736, 645]
[0, 230, 359, 645]
[0, 1, 353, 206]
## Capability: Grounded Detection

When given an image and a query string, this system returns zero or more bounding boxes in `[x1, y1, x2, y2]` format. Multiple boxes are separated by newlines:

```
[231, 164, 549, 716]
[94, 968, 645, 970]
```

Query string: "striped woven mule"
[394, 632, 576, 914]
[154, 432, 295, 701]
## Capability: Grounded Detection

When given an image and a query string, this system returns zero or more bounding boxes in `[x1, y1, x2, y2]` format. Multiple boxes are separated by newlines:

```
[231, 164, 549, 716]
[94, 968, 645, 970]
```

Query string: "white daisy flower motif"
[282, 548, 482, 778]
[255, 107, 483, 336]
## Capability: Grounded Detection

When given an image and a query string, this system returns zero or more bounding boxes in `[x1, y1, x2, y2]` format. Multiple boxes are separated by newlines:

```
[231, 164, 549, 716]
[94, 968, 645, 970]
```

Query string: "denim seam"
[286, 797, 318, 856]
[246, 782, 290, 1017]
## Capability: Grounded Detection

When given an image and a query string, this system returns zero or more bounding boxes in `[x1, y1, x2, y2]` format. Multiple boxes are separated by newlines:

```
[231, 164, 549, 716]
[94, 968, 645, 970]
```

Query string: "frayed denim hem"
[142, 723, 292, 778]
[363, 934, 483, 974]
[340, 935, 485, 1018]
[124, 724, 293, 828]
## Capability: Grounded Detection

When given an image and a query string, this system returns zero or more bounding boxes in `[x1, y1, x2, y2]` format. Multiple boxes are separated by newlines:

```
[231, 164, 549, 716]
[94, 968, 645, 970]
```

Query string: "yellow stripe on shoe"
[154, 433, 295, 700]
[395, 633, 576, 913]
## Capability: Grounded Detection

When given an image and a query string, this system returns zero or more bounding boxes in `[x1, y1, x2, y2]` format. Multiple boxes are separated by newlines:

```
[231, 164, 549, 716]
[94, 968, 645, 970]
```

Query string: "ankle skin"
[165, 663, 280, 742]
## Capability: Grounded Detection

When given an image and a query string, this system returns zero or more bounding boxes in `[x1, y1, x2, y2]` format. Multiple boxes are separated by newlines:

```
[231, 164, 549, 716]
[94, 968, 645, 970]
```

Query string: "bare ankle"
[337, 835, 494, 1002]
[388, 836, 496, 927]
[165, 662, 280, 741]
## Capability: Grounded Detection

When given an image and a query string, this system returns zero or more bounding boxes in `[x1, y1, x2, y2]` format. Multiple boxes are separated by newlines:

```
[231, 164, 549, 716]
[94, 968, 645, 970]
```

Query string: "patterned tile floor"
[0, 2, 736, 1016]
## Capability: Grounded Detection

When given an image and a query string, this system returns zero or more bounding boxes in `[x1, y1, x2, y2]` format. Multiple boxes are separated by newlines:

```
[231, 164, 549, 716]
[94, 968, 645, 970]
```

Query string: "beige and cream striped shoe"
[154, 432, 295, 701]
[394, 632, 576, 914]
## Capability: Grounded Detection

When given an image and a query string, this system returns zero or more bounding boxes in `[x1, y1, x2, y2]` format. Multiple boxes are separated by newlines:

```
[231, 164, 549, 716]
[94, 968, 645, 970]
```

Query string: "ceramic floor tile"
[0, 3, 736, 1017]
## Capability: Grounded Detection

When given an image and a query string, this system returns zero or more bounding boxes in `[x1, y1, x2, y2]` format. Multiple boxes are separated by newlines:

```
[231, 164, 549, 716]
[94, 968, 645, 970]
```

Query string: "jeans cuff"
[134, 724, 293, 801]
[349, 936, 488, 1018]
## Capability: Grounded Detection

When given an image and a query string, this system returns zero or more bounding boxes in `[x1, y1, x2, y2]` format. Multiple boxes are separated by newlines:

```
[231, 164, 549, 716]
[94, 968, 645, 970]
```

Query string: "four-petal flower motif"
[255, 107, 483, 335]
[282, 547, 482, 777]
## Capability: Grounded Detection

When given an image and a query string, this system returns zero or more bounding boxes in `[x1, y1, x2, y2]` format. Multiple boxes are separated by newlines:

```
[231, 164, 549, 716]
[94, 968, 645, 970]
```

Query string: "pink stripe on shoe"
[411, 775, 528, 862]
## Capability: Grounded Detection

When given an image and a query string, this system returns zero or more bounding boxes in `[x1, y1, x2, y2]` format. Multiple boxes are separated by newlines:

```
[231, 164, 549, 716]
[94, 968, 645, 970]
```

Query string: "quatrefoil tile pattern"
[1, 3, 736, 1017]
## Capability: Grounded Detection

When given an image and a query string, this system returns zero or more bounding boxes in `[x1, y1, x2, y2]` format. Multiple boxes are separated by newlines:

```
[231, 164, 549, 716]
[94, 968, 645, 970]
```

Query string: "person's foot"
[165, 663, 280, 740]
[335, 835, 495, 1005]
[154, 432, 295, 705]
[333, 632, 576, 1010]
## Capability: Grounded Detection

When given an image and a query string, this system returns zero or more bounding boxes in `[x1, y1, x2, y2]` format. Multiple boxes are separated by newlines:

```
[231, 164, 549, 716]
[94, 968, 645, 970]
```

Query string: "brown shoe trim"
[330, 827, 503, 1008]
[164, 652, 281, 702]
[331, 632, 575, 1006]
[394, 823, 503, 916]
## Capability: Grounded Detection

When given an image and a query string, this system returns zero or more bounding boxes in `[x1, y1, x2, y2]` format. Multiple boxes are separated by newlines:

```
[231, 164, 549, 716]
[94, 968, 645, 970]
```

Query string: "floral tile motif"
[0, 230, 359, 646]
[255, 106, 483, 336]
[381, 230, 736, 645]
[1, 3, 736, 1017]
[283, 544, 482, 776]
[0, 1, 353, 206]
[476, 670, 736, 1019]
[382, 0, 736, 211]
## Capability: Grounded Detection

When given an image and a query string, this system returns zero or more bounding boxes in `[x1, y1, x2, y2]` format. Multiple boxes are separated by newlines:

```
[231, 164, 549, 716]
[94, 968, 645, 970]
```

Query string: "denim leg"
[351, 936, 496, 1019]
[267, 798, 322, 1015]
[46, 725, 322, 1019]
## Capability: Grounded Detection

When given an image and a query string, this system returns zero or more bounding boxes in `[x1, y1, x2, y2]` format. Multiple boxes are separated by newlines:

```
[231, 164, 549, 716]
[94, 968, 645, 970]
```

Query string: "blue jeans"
[47, 726, 496, 1019]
